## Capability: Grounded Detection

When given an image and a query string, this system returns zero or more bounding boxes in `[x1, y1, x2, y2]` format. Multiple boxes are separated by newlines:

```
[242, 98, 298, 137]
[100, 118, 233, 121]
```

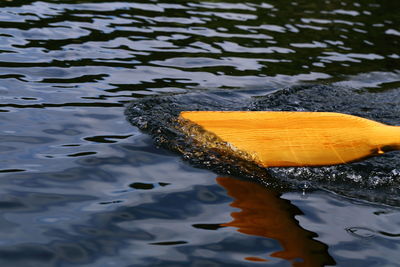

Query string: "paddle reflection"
[217, 177, 335, 266]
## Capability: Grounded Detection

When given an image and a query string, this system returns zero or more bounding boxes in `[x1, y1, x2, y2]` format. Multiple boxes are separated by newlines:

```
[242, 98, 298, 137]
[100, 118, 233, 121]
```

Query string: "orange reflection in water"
[217, 177, 335, 266]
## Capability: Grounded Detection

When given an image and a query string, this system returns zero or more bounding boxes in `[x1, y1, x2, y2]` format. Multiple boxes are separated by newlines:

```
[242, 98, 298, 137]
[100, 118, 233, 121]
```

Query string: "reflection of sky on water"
[287, 192, 400, 265]
[0, 0, 399, 265]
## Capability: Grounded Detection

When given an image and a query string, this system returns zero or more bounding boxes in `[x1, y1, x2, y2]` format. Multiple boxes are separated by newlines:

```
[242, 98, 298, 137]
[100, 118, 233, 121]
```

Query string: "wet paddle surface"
[1, 0, 400, 266]
[126, 85, 400, 205]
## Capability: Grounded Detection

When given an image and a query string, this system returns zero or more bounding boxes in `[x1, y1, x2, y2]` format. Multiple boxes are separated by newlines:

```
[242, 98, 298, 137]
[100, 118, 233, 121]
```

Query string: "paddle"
[179, 111, 400, 167]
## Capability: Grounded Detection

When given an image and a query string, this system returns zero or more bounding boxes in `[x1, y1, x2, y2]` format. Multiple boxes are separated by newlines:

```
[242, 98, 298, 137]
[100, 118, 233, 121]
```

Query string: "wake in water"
[125, 85, 400, 205]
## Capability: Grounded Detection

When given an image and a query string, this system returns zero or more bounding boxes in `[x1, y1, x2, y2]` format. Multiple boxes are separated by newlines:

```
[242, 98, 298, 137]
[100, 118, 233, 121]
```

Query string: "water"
[0, 0, 399, 266]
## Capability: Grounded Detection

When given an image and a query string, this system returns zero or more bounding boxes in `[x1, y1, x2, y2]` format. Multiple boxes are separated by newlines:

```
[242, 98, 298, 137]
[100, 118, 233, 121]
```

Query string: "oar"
[179, 111, 400, 167]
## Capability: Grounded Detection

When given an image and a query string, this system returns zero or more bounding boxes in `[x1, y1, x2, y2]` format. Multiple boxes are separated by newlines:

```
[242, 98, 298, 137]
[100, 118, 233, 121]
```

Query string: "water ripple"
[0, 0, 397, 105]
[0, 0, 400, 265]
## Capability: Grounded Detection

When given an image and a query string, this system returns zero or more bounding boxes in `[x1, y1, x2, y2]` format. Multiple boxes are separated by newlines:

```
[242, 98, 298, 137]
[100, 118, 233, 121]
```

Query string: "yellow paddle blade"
[179, 111, 400, 167]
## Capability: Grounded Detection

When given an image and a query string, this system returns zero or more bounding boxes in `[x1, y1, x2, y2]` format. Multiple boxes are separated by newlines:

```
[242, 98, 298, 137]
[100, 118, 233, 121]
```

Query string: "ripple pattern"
[0, 0, 400, 266]
[0, 0, 399, 111]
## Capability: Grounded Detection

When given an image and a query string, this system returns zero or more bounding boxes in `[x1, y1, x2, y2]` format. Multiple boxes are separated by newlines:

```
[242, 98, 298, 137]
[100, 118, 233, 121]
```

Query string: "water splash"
[126, 85, 400, 205]
[125, 89, 276, 185]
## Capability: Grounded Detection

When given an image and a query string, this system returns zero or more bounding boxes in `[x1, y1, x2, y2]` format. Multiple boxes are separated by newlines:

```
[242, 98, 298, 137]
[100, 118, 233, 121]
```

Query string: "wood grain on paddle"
[179, 111, 400, 167]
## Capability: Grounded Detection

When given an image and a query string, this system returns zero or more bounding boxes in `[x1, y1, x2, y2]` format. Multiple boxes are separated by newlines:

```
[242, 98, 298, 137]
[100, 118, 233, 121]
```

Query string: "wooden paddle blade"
[179, 111, 400, 167]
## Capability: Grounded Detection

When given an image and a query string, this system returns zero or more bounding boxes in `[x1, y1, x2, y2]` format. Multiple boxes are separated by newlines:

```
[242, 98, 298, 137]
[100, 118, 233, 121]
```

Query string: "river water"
[0, 0, 399, 266]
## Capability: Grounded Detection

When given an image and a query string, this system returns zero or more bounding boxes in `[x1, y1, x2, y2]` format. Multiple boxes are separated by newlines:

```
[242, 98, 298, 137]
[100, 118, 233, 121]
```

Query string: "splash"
[125, 90, 276, 185]
[125, 85, 400, 205]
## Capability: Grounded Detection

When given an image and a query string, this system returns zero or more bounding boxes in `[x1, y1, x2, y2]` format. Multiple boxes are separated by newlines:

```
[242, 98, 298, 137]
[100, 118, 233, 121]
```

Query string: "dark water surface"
[1, 0, 400, 266]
